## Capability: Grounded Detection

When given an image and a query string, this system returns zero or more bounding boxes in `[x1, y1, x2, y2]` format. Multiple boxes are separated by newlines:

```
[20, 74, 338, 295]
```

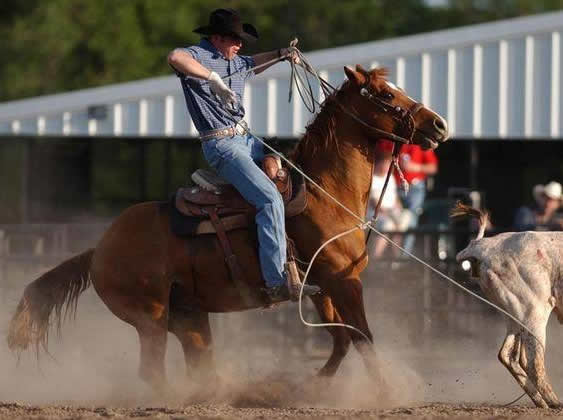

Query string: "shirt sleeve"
[239, 55, 256, 80]
[171, 47, 199, 79]
[422, 149, 438, 165]
[184, 46, 199, 61]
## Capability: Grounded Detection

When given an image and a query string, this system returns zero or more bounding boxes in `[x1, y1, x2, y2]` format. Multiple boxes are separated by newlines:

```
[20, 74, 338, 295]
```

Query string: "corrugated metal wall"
[0, 11, 561, 139]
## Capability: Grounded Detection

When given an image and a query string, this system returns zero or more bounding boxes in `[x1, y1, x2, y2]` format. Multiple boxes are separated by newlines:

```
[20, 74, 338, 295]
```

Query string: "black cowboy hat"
[193, 8, 259, 43]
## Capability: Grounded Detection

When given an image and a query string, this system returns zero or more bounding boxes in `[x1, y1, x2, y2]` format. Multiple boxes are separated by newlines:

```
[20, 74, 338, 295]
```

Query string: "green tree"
[0, 0, 561, 101]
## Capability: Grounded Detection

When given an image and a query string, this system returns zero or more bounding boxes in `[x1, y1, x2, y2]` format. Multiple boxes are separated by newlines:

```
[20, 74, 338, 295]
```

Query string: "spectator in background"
[367, 140, 412, 259]
[513, 181, 563, 231]
[395, 144, 438, 254]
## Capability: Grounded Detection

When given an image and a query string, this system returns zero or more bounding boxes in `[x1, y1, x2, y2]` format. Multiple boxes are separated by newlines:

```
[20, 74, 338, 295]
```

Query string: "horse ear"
[344, 66, 365, 86]
[355, 64, 368, 75]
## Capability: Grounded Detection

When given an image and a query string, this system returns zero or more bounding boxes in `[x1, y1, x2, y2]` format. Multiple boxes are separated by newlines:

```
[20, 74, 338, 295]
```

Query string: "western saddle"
[173, 154, 308, 306]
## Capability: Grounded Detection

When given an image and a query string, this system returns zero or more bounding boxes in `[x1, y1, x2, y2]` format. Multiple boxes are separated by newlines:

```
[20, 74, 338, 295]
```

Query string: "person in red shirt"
[395, 144, 438, 254]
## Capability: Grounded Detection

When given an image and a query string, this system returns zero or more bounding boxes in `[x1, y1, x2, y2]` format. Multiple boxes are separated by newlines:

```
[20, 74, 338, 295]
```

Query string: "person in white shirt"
[366, 140, 413, 259]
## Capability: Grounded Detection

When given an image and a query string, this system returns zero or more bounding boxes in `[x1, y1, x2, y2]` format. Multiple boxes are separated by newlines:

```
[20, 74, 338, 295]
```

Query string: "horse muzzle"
[412, 114, 449, 149]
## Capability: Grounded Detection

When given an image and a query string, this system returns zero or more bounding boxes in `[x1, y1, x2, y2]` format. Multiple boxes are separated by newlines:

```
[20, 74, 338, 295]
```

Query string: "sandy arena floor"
[3, 402, 563, 419]
[4, 263, 563, 419]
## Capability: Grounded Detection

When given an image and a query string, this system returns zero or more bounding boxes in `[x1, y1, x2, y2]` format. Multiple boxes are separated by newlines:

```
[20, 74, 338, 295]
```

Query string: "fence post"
[422, 232, 432, 348]
[0, 230, 5, 301]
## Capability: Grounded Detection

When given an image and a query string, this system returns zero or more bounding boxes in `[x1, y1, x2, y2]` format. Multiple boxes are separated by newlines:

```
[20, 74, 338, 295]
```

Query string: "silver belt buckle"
[235, 120, 248, 135]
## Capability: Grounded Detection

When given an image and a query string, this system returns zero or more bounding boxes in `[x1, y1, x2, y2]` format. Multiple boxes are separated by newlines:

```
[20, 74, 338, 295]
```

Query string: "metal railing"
[1, 11, 562, 139]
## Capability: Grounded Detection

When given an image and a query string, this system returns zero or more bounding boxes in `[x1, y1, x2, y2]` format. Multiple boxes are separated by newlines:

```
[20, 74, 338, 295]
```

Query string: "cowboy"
[167, 8, 320, 301]
[513, 181, 563, 231]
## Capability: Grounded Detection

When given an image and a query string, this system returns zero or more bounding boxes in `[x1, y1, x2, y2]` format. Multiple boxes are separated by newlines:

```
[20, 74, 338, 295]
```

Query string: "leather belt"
[199, 121, 249, 142]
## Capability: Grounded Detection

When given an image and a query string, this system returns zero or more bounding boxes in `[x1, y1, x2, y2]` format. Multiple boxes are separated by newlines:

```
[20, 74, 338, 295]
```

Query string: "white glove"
[280, 46, 300, 64]
[208, 71, 237, 110]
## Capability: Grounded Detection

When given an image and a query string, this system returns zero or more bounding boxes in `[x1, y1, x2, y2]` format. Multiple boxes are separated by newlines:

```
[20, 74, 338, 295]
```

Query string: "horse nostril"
[433, 118, 446, 132]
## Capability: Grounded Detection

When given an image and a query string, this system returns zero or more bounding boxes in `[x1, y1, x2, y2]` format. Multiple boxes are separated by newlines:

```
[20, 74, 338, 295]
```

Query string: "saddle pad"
[169, 197, 201, 236]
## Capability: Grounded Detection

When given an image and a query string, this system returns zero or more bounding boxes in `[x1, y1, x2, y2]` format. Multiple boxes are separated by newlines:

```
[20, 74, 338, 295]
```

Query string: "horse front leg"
[328, 277, 388, 394]
[310, 293, 351, 377]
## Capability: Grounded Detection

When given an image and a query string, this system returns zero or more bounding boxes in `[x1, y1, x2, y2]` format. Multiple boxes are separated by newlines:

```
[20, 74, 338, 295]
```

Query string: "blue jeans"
[399, 180, 426, 254]
[201, 133, 286, 288]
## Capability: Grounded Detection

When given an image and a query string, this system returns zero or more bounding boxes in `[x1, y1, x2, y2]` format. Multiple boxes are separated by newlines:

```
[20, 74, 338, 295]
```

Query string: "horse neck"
[297, 121, 374, 220]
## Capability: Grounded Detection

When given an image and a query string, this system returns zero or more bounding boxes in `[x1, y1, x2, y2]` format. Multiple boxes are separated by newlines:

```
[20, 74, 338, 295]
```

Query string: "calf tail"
[7, 248, 94, 355]
[450, 201, 489, 240]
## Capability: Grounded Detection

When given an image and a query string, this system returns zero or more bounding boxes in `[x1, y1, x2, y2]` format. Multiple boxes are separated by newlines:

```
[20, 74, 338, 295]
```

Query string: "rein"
[278, 46, 419, 244]
[221, 40, 421, 146]
[287, 52, 420, 146]
[364, 142, 402, 246]
[217, 43, 415, 242]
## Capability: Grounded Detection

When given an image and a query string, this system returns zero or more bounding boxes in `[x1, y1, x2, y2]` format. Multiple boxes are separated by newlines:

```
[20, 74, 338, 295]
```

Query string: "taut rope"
[211, 43, 543, 405]
[247, 42, 545, 352]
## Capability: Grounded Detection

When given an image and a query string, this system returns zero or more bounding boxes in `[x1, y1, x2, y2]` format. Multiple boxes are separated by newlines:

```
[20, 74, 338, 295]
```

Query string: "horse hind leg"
[310, 293, 351, 377]
[136, 311, 169, 394]
[168, 284, 217, 386]
[95, 270, 171, 394]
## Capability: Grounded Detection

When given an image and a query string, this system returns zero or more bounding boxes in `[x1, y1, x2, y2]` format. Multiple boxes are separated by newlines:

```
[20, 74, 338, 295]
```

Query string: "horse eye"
[381, 91, 394, 100]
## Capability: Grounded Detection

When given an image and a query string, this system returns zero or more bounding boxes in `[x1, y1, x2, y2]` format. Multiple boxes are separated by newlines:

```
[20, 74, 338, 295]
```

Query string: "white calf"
[454, 203, 563, 408]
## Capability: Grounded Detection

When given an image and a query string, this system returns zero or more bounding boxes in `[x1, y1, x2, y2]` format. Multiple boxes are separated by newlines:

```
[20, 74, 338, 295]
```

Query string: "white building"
[0, 10, 561, 139]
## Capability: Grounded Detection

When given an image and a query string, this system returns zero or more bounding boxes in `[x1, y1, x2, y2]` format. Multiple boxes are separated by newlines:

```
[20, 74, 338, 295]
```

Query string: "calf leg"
[310, 293, 352, 377]
[482, 261, 558, 407]
[498, 325, 546, 408]
[519, 318, 560, 408]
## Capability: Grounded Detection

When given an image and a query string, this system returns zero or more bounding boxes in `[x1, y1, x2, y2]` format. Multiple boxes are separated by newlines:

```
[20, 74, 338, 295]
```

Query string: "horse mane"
[290, 84, 347, 163]
[290, 67, 389, 164]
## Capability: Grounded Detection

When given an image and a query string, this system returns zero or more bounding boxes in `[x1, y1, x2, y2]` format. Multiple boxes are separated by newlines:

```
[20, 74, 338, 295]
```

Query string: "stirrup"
[263, 284, 290, 303]
[285, 261, 320, 301]
[285, 261, 301, 302]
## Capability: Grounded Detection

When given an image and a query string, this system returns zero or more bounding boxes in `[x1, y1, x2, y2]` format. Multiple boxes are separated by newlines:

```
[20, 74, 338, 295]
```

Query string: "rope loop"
[209, 43, 545, 406]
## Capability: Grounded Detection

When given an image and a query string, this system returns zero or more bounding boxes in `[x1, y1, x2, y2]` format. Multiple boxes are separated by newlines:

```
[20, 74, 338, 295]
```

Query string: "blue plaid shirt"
[176, 38, 255, 133]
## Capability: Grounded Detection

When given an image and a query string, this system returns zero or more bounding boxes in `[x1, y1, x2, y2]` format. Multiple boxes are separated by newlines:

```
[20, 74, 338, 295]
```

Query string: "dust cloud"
[1, 256, 563, 409]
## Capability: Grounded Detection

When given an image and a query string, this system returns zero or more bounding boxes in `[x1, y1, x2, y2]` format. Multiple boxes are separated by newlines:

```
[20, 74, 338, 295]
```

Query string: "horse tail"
[450, 201, 489, 240]
[7, 248, 94, 354]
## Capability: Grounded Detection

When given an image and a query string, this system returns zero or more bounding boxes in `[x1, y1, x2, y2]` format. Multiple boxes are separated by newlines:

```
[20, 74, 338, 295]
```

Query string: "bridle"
[350, 74, 425, 243]
[220, 42, 426, 147]
[284, 59, 426, 240]
[339, 75, 425, 146]
[220, 48, 426, 241]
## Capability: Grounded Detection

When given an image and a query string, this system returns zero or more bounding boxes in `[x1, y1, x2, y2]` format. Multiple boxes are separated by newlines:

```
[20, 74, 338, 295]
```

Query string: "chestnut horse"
[8, 65, 449, 393]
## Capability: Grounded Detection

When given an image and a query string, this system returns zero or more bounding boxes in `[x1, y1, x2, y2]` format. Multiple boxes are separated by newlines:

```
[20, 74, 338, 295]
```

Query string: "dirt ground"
[2, 402, 563, 419]
[4, 263, 563, 419]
